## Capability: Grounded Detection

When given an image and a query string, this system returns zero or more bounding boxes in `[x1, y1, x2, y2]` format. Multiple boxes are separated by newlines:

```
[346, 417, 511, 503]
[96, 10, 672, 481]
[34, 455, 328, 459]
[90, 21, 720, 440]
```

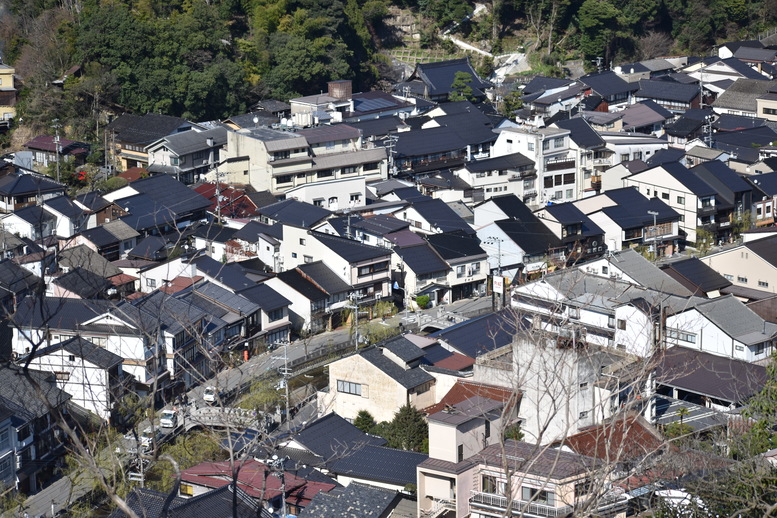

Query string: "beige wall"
[701, 246, 777, 293]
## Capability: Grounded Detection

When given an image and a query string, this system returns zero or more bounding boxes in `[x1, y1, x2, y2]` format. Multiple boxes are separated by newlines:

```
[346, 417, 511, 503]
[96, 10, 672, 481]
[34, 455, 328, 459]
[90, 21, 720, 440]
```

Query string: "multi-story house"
[393, 241, 451, 308]
[700, 234, 777, 293]
[318, 335, 435, 422]
[492, 126, 576, 206]
[426, 232, 489, 301]
[22, 336, 124, 421]
[0, 172, 65, 214]
[573, 188, 681, 257]
[449, 152, 537, 204]
[599, 132, 668, 168]
[632, 79, 701, 114]
[0, 365, 71, 494]
[0, 64, 17, 122]
[534, 203, 606, 264]
[218, 125, 387, 195]
[145, 126, 227, 185]
[553, 118, 610, 196]
[106, 113, 198, 170]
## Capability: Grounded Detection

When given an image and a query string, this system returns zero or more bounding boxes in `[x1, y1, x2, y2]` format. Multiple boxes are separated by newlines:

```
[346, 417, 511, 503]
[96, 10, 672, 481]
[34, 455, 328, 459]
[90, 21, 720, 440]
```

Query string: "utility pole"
[52, 119, 62, 183]
[487, 236, 505, 310]
[272, 340, 292, 431]
[647, 210, 659, 262]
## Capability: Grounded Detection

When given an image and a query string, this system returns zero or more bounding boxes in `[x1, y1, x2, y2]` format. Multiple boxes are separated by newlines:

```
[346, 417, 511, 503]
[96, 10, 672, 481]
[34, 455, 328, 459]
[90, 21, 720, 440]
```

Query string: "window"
[0, 455, 11, 480]
[364, 162, 379, 171]
[171, 157, 180, 166]
[522, 487, 554, 505]
[180, 483, 194, 496]
[527, 142, 534, 151]
[601, 266, 608, 275]
[553, 137, 565, 148]
[661, 192, 669, 200]
[267, 308, 284, 322]
[68, 355, 76, 362]
[575, 479, 592, 498]
[724, 274, 733, 281]
[608, 316, 615, 328]
[304, 255, 313, 263]
[299, 238, 306, 245]
[146, 278, 156, 288]
[617, 319, 626, 330]
[291, 252, 297, 258]
[621, 154, 630, 162]
[457, 444, 464, 462]
[350, 193, 360, 202]
[579, 410, 589, 419]
[471, 262, 481, 275]
[633, 151, 643, 160]
[342, 166, 357, 175]
[667, 328, 697, 343]
[542, 140, 550, 151]
[760, 280, 769, 288]
[482, 474, 497, 493]
[485, 419, 491, 439]
[579, 382, 589, 389]
[566, 189, 573, 198]
[677, 196, 685, 205]
[54, 371, 70, 381]
[358, 261, 389, 277]
[457, 265, 466, 278]
[276, 175, 293, 184]
[337, 380, 362, 396]
[756, 343, 766, 355]
[317, 170, 333, 178]
[313, 199, 324, 207]
[738, 276, 748, 283]
[0, 427, 9, 449]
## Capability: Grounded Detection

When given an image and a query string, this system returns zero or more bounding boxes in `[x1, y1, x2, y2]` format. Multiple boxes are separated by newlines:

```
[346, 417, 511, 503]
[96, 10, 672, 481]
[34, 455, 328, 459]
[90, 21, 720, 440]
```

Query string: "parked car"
[203, 386, 217, 404]
[140, 427, 163, 448]
[160, 409, 178, 428]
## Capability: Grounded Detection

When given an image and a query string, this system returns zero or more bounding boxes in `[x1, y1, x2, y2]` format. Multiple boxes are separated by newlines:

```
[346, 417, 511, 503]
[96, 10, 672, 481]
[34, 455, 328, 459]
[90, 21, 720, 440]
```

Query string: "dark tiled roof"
[58, 245, 122, 278]
[109, 486, 261, 518]
[554, 117, 606, 149]
[360, 347, 434, 389]
[748, 171, 777, 194]
[381, 334, 427, 363]
[660, 257, 731, 294]
[543, 203, 604, 238]
[465, 152, 535, 172]
[523, 76, 573, 95]
[413, 58, 492, 98]
[352, 214, 410, 236]
[233, 220, 282, 242]
[127, 235, 167, 261]
[389, 186, 428, 202]
[258, 199, 331, 228]
[426, 231, 486, 260]
[479, 439, 599, 480]
[313, 231, 392, 263]
[294, 413, 386, 460]
[277, 269, 328, 301]
[714, 113, 766, 131]
[653, 162, 717, 197]
[301, 482, 401, 518]
[191, 255, 255, 291]
[665, 116, 705, 138]
[237, 282, 291, 311]
[636, 79, 700, 103]
[44, 195, 86, 220]
[494, 218, 563, 255]
[244, 190, 279, 209]
[580, 70, 637, 98]
[0, 258, 40, 294]
[31, 336, 122, 369]
[655, 346, 767, 403]
[345, 116, 409, 138]
[478, 193, 536, 220]
[326, 444, 427, 486]
[599, 189, 678, 228]
[12, 205, 55, 226]
[106, 113, 193, 145]
[0, 365, 70, 421]
[744, 234, 777, 266]
[411, 198, 473, 234]
[395, 243, 449, 276]
[53, 267, 111, 298]
[431, 311, 527, 358]
[646, 147, 687, 166]
[297, 261, 351, 295]
[395, 126, 468, 158]
[690, 160, 751, 195]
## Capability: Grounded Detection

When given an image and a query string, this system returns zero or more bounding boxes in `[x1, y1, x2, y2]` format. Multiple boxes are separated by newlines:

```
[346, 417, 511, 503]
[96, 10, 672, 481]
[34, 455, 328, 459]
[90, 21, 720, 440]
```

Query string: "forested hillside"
[2, 0, 777, 144]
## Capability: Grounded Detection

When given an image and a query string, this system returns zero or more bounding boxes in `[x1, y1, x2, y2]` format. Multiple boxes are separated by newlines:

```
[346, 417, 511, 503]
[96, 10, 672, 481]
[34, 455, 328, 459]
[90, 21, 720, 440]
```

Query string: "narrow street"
[15, 295, 493, 517]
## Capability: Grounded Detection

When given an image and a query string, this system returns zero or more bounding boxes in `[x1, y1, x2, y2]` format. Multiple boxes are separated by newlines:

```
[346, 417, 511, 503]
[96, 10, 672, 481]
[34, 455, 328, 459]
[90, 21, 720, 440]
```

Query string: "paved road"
[15, 295, 492, 517]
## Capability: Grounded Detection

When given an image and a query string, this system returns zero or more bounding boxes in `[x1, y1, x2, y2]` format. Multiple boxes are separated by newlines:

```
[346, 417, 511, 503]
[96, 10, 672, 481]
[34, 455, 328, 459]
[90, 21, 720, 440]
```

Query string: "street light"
[265, 454, 290, 518]
[647, 210, 659, 261]
[271, 340, 291, 431]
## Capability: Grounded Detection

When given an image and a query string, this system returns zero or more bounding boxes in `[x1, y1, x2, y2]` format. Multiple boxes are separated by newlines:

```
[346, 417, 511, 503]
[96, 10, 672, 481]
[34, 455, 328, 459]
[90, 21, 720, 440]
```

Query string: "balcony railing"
[698, 204, 716, 216]
[470, 492, 574, 518]
[545, 159, 575, 172]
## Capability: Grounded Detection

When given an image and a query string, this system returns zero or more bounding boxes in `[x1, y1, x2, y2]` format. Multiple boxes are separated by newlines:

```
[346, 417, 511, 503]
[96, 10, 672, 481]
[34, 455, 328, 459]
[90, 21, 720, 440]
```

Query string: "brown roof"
[433, 352, 475, 371]
[118, 167, 149, 182]
[560, 414, 665, 462]
[160, 275, 203, 295]
[108, 273, 138, 286]
[424, 380, 518, 415]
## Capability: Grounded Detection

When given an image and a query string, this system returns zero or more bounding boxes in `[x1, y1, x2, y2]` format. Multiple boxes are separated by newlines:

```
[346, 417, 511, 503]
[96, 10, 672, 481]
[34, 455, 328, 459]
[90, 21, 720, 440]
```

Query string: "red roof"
[181, 460, 337, 506]
[118, 167, 148, 182]
[424, 380, 518, 415]
[433, 352, 475, 371]
[194, 182, 258, 218]
[108, 273, 138, 286]
[561, 414, 665, 462]
[160, 275, 203, 295]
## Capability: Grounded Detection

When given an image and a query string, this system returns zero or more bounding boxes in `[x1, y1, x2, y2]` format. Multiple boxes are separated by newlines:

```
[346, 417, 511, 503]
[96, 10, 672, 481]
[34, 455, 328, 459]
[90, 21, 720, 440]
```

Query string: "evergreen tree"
[385, 404, 428, 452]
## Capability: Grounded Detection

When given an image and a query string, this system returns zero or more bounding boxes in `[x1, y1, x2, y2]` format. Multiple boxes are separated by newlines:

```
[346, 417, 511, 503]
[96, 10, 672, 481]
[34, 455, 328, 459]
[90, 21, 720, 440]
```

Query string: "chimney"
[328, 80, 352, 100]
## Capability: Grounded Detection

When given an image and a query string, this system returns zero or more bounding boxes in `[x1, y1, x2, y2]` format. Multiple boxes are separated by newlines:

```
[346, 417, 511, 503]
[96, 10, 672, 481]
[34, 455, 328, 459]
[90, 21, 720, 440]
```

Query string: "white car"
[140, 427, 163, 448]
[203, 386, 217, 404]
[160, 409, 178, 428]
